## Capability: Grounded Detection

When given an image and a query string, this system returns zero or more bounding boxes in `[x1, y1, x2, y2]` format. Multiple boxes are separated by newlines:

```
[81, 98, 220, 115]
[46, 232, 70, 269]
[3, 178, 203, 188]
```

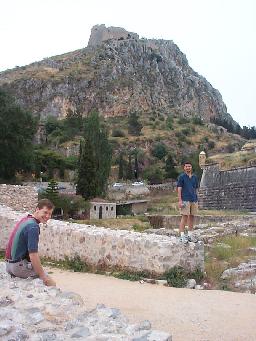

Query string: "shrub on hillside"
[112, 129, 126, 137]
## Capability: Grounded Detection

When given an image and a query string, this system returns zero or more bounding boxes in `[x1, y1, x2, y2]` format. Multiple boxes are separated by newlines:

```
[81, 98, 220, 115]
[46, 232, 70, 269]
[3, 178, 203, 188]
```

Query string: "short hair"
[37, 199, 54, 210]
[183, 161, 192, 166]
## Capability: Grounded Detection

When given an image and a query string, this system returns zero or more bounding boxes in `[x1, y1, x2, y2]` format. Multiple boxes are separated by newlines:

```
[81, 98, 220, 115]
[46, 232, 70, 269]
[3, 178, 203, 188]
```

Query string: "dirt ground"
[49, 268, 256, 341]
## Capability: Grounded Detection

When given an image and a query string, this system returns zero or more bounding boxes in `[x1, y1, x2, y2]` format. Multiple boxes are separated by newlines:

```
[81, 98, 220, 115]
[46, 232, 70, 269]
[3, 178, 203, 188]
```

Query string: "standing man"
[177, 162, 199, 243]
[5, 199, 56, 286]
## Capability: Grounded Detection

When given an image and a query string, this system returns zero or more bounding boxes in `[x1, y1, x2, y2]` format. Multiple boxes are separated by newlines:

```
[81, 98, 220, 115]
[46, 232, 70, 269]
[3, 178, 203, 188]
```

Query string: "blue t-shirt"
[177, 173, 199, 202]
[6, 215, 40, 262]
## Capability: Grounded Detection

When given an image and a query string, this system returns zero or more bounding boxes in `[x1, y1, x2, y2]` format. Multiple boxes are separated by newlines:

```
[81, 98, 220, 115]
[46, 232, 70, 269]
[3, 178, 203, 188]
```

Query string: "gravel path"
[50, 268, 256, 341]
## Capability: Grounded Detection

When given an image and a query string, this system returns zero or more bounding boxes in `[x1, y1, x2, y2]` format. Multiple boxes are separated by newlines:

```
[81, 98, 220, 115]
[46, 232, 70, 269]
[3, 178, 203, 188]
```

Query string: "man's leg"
[188, 214, 194, 231]
[179, 215, 188, 242]
[187, 202, 199, 242]
[6, 260, 38, 279]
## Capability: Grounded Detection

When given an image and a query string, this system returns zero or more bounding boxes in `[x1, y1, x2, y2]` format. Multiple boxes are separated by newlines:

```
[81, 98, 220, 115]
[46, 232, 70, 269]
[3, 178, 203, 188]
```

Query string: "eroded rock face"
[0, 262, 171, 340]
[221, 260, 256, 293]
[0, 26, 235, 125]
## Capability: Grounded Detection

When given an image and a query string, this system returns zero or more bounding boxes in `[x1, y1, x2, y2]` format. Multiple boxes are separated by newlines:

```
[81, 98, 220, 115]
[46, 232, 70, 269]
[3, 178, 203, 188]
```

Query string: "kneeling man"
[5, 199, 56, 286]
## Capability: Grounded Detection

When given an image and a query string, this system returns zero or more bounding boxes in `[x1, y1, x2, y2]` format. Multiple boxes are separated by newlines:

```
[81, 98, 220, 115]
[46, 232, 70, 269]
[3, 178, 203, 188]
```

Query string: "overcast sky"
[1, 0, 255, 126]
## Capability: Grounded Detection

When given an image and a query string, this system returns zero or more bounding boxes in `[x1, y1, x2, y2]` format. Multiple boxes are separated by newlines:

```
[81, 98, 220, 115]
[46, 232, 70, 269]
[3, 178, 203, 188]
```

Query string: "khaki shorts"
[180, 201, 198, 216]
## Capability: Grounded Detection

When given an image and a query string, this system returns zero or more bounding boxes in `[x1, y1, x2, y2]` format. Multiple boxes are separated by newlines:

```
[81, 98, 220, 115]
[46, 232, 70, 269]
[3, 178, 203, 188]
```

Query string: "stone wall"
[148, 214, 254, 229]
[0, 205, 204, 273]
[199, 164, 256, 210]
[0, 184, 38, 212]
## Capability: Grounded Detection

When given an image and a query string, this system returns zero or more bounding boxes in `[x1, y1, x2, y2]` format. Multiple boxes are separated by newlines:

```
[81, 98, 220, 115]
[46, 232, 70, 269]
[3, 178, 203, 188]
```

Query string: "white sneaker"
[187, 235, 198, 243]
[179, 235, 188, 244]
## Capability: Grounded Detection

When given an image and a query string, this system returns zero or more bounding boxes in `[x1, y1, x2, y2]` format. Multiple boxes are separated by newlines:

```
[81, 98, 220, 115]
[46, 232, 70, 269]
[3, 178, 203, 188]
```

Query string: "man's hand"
[43, 275, 56, 287]
[178, 200, 183, 209]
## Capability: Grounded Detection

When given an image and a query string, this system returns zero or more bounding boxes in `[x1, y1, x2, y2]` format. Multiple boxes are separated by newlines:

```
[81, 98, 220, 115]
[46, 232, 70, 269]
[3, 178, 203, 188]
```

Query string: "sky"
[1, 0, 255, 127]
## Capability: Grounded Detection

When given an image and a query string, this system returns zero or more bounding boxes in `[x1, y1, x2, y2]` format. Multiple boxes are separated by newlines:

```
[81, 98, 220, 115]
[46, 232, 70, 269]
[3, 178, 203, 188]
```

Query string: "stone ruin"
[0, 262, 171, 340]
[88, 24, 139, 47]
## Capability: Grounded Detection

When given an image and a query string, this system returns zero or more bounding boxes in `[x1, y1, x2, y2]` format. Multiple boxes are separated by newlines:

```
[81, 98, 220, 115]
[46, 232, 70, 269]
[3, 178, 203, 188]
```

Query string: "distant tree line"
[211, 117, 256, 140]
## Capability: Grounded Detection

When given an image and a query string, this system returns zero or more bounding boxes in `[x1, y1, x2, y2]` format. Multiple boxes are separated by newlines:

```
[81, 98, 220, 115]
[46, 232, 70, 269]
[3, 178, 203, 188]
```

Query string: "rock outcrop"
[0, 262, 171, 340]
[0, 25, 236, 126]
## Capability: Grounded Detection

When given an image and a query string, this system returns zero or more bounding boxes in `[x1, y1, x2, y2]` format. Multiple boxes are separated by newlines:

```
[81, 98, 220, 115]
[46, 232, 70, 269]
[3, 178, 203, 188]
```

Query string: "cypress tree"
[134, 150, 139, 180]
[118, 152, 124, 180]
[76, 138, 97, 199]
[76, 112, 112, 198]
[127, 153, 133, 180]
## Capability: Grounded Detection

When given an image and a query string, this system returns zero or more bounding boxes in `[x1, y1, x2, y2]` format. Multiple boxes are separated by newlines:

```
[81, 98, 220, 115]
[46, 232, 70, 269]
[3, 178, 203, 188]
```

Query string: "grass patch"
[112, 270, 149, 281]
[205, 235, 256, 288]
[164, 266, 204, 288]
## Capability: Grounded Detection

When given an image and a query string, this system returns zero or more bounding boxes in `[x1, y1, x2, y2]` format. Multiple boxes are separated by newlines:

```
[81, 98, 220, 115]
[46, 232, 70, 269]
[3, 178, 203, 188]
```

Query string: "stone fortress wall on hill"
[199, 164, 256, 211]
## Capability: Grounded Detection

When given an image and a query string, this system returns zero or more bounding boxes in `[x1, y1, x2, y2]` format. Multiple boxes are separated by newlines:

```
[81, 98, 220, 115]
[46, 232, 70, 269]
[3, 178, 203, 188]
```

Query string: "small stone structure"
[0, 262, 171, 340]
[116, 200, 148, 215]
[88, 24, 139, 47]
[90, 198, 116, 219]
[0, 184, 38, 212]
[199, 164, 256, 210]
[0, 205, 204, 273]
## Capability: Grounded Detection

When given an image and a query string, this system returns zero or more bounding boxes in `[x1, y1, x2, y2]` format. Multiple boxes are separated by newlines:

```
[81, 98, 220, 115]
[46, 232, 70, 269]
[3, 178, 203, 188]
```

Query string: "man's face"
[35, 206, 53, 223]
[184, 163, 192, 173]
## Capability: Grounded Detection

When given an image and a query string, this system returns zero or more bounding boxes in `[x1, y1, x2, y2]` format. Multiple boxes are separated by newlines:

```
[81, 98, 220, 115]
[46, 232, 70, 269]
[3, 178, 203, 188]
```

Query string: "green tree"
[126, 153, 133, 180]
[45, 179, 59, 204]
[0, 89, 36, 181]
[76, 138, 98, 199]
[143, 165, 164, 185]
[134, 150, 139, 180]
[128, 112, 143, 136]
[165, 154, 178, 179]
[118, 152, 124, 180]
[76, 112, 112, 199]
[151, 142, 167, 160]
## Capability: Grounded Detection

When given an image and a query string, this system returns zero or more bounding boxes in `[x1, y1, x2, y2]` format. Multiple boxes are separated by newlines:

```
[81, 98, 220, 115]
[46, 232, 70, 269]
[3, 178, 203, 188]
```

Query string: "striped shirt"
[5, 215, 40, 262]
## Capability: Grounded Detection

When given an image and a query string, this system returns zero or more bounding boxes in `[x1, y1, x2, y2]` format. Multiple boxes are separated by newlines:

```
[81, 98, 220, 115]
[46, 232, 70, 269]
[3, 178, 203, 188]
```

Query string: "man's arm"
[177, 187, 183, 208]
[29, 252, 56, 286]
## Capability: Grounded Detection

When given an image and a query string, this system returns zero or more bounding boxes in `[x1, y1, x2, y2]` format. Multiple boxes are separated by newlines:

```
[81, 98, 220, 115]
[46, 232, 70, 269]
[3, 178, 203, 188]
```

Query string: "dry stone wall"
[199, 165, 256, 211]
[0, 184, 38, 212]
[0, 205, 204, 273]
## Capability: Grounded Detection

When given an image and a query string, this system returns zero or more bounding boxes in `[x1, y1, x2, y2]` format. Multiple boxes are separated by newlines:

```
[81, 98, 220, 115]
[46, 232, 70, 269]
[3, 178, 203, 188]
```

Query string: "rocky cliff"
[0, 25, 235, 125]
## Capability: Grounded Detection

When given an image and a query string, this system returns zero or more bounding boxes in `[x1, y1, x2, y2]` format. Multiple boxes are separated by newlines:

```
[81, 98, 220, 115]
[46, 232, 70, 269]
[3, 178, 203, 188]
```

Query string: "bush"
[181, 128, 190, 135]
[166, 116, 173, 130]
[164, 266, 204, 287]
[164, 266, 187, 287]
[178, 117, 190, 124]
[64, 255, 89, 272]
[192, 116, 204, 125]
[143, 165, 164, 184]
[151, 142, 167, 160]
[112, 129, 126, 137]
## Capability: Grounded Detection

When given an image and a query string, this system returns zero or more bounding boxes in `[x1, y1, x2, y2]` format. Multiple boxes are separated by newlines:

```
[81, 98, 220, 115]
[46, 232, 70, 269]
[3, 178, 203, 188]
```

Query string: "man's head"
[183, 161, 193, 174]
[34, 199, 54, 224]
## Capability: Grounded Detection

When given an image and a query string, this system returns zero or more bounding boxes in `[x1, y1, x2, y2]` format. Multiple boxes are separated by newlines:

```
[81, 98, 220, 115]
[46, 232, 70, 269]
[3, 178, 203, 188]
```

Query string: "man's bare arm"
[177, 187, 183, 208]
[29, 252, 56, 286]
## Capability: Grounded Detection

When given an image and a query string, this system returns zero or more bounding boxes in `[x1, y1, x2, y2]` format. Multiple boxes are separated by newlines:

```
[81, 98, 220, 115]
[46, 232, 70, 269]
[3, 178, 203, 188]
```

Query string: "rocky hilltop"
[0, 24, 235, 125]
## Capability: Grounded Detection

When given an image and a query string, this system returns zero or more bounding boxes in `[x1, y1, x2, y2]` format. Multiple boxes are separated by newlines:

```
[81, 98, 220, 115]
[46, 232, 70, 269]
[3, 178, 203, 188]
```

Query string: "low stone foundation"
[0, 205, 204, 273]
[148, 214, 254, 229]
